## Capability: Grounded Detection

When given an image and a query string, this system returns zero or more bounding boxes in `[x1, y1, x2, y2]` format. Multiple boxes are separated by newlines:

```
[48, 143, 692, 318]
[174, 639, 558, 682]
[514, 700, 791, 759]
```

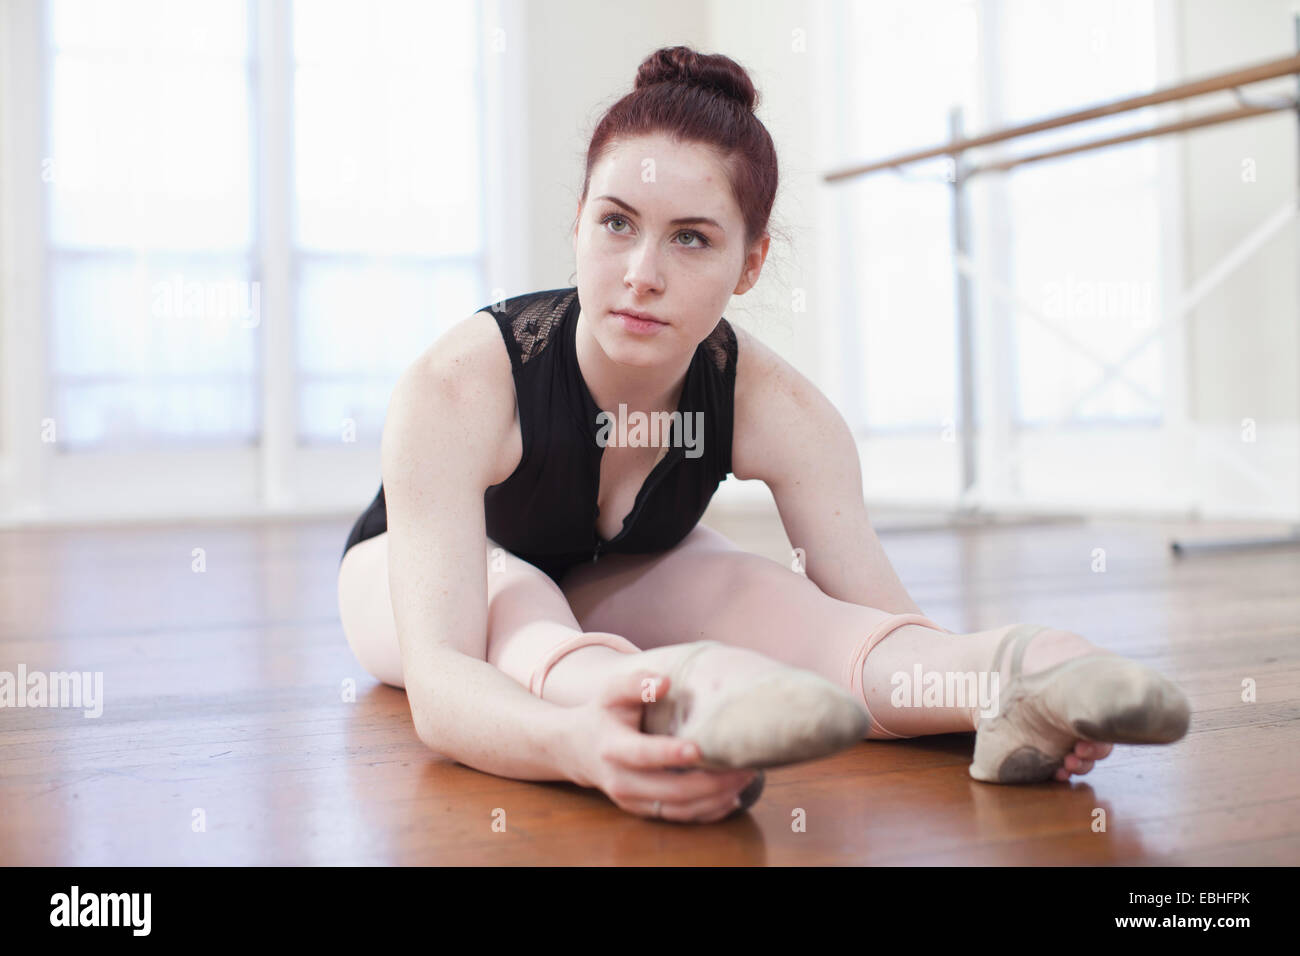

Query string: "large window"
[4, 0, 499, 520]
[43, 0, 488, 449]
[292, 0, 485, 443]
[837, 0, 980, 433]
[46, 0, 257, 448]
[838, 0, 1161, 434]
[828, 0, 1176, 511]
[997, 0, 1163, 426]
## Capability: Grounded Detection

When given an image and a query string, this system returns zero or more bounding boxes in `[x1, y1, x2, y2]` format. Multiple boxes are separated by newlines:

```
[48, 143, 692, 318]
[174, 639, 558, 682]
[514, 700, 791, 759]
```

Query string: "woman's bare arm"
[729, 324, 925, 616]
[381, 310, 578, 782]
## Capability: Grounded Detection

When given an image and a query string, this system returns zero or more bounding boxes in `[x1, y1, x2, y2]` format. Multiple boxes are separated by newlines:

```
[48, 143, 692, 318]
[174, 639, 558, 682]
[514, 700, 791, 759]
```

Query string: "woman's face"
[572, 134, 767, 368]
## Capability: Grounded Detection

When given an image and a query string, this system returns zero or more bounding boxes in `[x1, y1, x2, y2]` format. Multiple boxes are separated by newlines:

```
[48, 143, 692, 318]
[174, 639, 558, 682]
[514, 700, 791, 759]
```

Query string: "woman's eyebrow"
[595, 195, 725, 232]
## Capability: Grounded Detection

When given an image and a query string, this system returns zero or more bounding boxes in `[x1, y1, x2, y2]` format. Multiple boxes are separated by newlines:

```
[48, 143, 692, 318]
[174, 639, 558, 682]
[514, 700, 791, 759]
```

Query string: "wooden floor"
[1, 506, 1297, 865]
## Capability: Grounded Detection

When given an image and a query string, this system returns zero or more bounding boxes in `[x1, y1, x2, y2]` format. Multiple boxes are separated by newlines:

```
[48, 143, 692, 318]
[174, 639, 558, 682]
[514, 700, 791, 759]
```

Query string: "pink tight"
[544, 526, 1016, 740]
[527, 611, 958, 739]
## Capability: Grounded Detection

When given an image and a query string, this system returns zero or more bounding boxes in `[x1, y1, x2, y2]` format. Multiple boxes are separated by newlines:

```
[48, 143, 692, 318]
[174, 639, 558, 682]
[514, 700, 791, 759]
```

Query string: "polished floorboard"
[1, 507, 1297, 865]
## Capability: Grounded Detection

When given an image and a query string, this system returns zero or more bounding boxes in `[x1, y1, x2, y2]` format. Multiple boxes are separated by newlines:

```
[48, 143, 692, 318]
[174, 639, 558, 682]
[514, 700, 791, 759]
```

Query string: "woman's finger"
[600, 723, 703, 771]
[633, 779, 756, 823]
[611, 765, 757, 805]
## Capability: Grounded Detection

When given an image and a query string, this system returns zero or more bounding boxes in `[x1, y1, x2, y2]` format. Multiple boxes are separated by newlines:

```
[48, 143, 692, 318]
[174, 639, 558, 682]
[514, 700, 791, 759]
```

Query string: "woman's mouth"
[611, 310, 669, 335]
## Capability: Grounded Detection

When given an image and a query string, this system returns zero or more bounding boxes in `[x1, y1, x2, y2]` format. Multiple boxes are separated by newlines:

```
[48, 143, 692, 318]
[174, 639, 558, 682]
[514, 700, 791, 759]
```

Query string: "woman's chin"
[603, 346, 664, 370]
[599, 331, 671, 366]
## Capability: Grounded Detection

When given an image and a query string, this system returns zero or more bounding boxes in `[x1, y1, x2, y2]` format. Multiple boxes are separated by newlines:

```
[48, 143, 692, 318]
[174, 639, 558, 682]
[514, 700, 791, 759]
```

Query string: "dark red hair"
[576, 46, 779, 252]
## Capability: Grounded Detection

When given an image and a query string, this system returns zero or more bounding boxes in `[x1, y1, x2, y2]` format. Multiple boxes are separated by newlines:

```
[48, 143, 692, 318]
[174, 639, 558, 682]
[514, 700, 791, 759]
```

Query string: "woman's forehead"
[592, 142, 739, 220]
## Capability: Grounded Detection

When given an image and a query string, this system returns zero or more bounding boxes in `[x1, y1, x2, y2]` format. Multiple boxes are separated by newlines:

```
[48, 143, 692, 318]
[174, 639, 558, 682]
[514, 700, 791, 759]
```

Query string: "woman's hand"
[561, 667, 760, 823]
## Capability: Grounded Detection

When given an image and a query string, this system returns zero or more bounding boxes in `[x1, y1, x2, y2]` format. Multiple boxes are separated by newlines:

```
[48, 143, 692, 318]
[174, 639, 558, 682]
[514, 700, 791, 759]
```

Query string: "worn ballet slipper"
[969, 623, 1192, 784]
[639, 640, 871, 771]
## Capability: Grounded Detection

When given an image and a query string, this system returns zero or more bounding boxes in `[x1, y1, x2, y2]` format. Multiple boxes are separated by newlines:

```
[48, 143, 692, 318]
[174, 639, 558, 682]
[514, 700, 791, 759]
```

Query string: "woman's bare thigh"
[337, 530, 585, 689]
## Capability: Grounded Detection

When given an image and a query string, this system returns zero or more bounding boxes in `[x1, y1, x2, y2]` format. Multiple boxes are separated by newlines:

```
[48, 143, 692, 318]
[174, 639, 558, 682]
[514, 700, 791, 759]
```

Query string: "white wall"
[703, 0, 823, 378]
[517, 0, 710, 290]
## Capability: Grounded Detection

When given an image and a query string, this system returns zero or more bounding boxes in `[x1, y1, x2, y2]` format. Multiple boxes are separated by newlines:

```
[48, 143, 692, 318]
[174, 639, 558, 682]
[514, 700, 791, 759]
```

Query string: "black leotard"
[340, 285, 738, 585]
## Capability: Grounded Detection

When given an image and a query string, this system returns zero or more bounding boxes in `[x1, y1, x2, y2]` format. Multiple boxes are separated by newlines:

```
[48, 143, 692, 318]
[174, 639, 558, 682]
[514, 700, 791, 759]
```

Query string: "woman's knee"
[485, 545, 573, 612]
[486, 556, 584, 650]
[337, 534, 406, 688]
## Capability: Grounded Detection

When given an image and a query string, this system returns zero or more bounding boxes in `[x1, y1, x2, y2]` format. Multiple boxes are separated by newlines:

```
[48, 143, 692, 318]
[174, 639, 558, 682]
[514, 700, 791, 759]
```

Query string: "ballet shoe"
[726, 769, 767, 818]
[640, 640, 871, 771]
[969, 623, 1192, 784]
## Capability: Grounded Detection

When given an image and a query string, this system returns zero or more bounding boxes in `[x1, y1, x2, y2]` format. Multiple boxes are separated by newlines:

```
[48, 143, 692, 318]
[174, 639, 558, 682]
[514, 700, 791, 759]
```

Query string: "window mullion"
[254, 0, 296, 510]
[1, 0, 50, 519]
[974, 0, 1015, 507]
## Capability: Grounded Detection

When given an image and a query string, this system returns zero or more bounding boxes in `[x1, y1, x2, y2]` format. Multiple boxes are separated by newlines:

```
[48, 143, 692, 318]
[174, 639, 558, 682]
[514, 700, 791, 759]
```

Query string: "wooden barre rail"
[825, 52, 1300, 182]
[973, 102, 1296, 174]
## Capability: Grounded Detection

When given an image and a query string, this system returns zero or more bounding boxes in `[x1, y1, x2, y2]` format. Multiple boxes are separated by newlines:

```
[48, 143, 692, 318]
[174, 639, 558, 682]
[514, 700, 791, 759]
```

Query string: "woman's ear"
[734, 233, 771, 295]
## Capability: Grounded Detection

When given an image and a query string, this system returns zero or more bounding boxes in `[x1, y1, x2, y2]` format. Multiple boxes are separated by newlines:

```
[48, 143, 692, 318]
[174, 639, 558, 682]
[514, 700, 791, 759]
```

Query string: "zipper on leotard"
[591, 443, 685, 564]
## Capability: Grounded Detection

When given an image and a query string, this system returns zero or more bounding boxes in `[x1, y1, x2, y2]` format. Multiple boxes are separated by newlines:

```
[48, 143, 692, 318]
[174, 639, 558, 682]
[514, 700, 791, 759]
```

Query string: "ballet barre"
[824, 33, 1300, 554]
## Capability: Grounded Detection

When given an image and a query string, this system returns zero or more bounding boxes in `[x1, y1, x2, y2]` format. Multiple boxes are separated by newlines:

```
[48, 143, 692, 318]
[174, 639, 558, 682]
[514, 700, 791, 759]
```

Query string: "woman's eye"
[600, 214, 708, 249]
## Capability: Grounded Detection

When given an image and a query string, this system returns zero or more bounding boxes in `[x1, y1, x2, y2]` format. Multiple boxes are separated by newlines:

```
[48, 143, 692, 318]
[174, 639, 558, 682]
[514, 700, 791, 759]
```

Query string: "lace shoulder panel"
[480, 287, 576, 366]
[702, 316, 738, 378]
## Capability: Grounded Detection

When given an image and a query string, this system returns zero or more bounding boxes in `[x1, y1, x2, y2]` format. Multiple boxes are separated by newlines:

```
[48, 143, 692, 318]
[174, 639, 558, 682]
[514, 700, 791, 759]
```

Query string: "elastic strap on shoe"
[848, 613, 954, 739]
[529, 632, 641, 698]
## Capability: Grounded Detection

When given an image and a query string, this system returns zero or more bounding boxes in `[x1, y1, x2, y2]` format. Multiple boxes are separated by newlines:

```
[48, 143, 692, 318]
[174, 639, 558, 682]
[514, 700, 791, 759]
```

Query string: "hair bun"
[635, 46, 758, 112]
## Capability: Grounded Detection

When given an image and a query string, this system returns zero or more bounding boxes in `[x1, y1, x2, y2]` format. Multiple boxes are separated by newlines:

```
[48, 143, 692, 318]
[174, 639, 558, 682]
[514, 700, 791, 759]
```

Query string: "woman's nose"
[623, 242, 663, 292]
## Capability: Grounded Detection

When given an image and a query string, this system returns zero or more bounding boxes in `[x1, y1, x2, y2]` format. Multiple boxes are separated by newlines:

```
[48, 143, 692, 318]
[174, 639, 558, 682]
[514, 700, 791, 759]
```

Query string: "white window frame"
[0, 0, 526, 526]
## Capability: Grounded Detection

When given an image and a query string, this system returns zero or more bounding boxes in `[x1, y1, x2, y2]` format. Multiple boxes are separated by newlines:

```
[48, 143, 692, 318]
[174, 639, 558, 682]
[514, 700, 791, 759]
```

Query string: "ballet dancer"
[337, 46, 1190, 824]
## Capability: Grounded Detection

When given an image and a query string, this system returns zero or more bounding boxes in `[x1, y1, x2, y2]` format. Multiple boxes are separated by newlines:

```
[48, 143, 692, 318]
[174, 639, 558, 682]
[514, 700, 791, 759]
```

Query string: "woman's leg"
[338, 530, 867, 767]
[559, 524, 1118, 777]
[341, 529, 864, 806]
[338, 529, 807, 717]
[337, 531, 639, 704]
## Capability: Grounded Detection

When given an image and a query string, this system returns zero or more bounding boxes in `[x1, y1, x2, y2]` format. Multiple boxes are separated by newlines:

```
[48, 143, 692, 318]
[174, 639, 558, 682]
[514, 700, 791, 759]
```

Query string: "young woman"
[336, 46, 1191, 825]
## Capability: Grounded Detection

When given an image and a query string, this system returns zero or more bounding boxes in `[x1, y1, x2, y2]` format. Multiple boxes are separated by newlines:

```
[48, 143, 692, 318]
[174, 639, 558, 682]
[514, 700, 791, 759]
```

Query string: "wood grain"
[1, 509, 1296, 865]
